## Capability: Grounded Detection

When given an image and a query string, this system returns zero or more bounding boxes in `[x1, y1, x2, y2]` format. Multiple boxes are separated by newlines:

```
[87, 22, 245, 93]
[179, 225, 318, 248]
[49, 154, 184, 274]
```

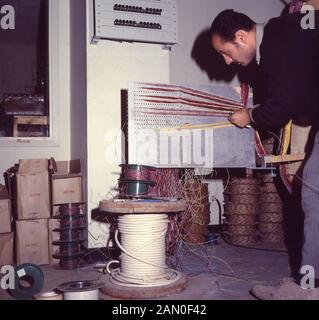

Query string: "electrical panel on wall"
[92, 0, 178, 45]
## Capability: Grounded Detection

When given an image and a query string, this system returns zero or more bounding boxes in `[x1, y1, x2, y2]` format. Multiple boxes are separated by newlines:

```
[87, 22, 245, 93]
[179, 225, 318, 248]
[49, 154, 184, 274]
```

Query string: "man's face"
[212, 31, 256, 67]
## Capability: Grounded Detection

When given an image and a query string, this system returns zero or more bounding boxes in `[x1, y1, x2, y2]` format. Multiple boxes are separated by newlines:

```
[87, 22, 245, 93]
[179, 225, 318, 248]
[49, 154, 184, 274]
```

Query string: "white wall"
[85, 0, 169, 247]
[86, 39, 170, 247]
[170, 0, 285, 85]
[70, 0, 87, 183]
[0, 0, 71, 184]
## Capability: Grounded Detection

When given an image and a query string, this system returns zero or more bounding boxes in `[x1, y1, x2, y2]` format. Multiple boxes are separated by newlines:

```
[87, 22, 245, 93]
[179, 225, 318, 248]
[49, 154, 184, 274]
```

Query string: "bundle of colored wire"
[137, 83, 244, 119]
[140, 83, 244, 107]
[120, 165, 155, 181]
[140, 108, 233, 118]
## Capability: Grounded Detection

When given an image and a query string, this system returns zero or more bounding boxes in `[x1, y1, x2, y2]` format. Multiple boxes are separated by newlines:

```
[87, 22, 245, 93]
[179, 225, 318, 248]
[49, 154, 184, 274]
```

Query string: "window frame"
[0, 0, 63, 147]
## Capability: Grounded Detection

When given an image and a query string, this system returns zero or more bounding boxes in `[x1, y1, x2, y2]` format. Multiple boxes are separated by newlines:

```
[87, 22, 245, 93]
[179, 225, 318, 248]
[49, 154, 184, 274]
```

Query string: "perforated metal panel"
[93, 0, 177, 45]
[128, 82, 256, 169]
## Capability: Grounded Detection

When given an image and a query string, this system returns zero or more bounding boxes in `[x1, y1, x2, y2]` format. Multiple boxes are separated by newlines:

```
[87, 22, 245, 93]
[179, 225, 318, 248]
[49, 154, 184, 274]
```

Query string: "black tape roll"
[52, 238, 86, 246]
[57, 215, 86, 228]
[58, 243, 83, 255]
[7, 264, 44, 300]
[53, 226, 87, 232]
[58, 229, 86, 242]
[59, 203, 82, 216]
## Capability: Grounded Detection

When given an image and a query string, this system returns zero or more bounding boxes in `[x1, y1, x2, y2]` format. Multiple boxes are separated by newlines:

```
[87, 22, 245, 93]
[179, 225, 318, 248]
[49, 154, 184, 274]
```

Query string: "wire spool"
[185, 220, 209, 244]
[261, 232, 285, 244]
[257, 174, 285, 245]
[230, 177, 260, 186]
[58, 280, 104, 300]
[7, 264, 44, 300]
[184, 220, 210, 245]
[55, 228, 86, 242]
[107, 214, 182, 288]
[224, 233, 257, 246]
[53, 238, 86, 246]
[99, 199, 187, 298]
[224, 203, 257, 216]
[120, 164, 156, 182]
[52, 203, 88, 270]
[54, 214, 86, 228]
[61, 217, 86, 229]
[224, 214, 257, 225]
[52, 238, 86, 248]
[224, 223, 257, 236]
[259, 182, 278, 193]
[185, 232, 207, 245]
[58, 203, 84, 216]
[57, 242, 85, 254]
[52, 239, 86, 260]
[259, 212, 284, 223]
[53, 246, 87, 270]
[223, 176, 261, 248]
[54, 225, 87, 234]
[56, 256, 84, 270]
[119, 180, 155, 198]
[260, 203, 283, 213]
[224, 192, 259, 205]
[229, 177, 259, 194]
[259, 223, 283, 234]
[34, 291, 63, 301]
[182, 179, 210, 244]
[230, 183, 258, 194]
[259, 192, 282, 203]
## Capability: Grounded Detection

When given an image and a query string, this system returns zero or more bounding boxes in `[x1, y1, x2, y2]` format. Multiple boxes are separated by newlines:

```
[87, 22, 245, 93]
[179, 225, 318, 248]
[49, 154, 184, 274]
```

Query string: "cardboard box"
[50, 159, 83, 215]
[48, 219, 60, 265]
[0, 185, 11, 234]
[16, 219, 49, 266]
[16, 159, 50, 220]
[0, 233, 13, 266]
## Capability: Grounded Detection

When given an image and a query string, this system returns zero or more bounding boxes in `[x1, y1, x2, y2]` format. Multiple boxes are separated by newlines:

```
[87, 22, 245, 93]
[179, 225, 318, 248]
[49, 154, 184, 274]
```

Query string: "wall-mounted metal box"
[91, 0, 178, 45]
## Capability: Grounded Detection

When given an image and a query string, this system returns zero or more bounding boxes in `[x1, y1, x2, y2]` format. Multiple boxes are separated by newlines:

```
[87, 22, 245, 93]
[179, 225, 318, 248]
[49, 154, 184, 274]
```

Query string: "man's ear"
[234, 30, 248, 44]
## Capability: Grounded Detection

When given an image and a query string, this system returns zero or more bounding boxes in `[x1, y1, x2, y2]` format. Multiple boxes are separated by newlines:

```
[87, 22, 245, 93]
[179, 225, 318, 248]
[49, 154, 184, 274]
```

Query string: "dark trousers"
[302, 130, 319, 277]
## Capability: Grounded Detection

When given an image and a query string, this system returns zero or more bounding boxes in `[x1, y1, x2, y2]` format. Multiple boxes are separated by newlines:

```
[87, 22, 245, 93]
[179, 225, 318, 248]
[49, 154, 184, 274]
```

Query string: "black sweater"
[252, 12, 319, 129]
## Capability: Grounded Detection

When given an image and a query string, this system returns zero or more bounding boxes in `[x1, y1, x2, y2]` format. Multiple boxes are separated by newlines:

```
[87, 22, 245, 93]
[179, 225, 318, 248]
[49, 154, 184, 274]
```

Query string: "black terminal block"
[113, 4, 163, 15]
[114, 19, 162, 30]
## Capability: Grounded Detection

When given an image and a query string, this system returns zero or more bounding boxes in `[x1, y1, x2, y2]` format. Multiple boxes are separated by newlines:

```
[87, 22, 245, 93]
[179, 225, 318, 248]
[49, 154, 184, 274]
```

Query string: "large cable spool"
[99, 199, 188, 299]
[107, 214, 182, 288]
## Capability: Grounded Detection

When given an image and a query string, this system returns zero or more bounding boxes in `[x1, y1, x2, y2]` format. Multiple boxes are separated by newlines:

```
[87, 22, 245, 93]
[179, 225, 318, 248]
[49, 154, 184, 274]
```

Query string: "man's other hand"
[229, 108, 251, 128]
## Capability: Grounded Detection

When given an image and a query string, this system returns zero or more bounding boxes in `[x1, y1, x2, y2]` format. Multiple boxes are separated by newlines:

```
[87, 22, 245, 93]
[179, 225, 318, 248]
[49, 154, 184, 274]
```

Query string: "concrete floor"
[0, 241, 290, 300]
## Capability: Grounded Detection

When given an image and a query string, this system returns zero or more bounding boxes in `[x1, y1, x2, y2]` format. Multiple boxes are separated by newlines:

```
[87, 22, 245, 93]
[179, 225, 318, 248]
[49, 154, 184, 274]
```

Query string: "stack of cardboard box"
[3, 158, 84, 266]
[50, 158, 83, 216]
[14, 159, 50, 266]
[0, 185, 13, 266]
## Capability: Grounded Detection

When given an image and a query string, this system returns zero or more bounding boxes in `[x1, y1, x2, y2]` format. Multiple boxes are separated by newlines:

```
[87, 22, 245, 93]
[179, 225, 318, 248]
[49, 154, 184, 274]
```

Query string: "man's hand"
[229, 108, 251, 128]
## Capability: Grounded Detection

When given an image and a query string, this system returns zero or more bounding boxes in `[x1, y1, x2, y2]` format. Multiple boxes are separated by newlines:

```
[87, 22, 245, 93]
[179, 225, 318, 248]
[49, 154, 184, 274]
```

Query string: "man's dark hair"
[210, 9, 255, 42]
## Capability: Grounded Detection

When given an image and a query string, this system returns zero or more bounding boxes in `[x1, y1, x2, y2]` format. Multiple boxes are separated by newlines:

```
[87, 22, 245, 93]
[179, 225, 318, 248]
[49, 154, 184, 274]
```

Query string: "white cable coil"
[107, 214, 182, 288]
[63, 290, 99, 300]
[34, 291, 63, 300]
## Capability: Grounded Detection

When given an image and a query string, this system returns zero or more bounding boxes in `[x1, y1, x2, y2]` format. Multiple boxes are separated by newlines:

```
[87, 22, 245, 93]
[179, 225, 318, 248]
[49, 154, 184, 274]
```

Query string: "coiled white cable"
[107, 214, 182, 288]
